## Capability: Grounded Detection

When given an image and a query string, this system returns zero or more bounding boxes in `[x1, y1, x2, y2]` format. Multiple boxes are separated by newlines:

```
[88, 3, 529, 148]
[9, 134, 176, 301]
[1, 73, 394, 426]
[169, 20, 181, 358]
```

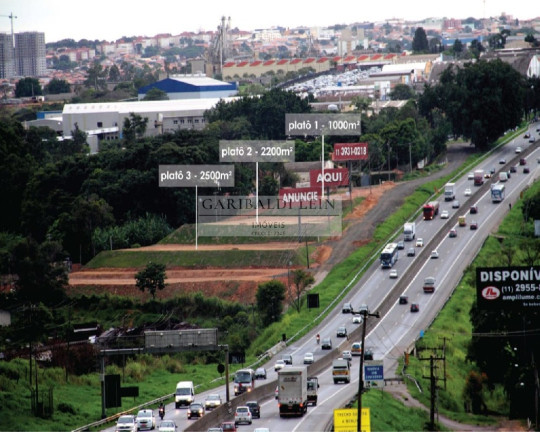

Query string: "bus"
[380, 243, 399, 268]
[234, 368, 255, 395]
[491, 184, 505, 203]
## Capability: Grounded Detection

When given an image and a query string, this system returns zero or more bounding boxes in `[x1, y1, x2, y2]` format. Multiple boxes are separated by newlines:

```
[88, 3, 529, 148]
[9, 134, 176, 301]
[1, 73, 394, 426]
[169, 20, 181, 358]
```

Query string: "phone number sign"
[476, 266, 540, 310]
[332, 143, 369, 161]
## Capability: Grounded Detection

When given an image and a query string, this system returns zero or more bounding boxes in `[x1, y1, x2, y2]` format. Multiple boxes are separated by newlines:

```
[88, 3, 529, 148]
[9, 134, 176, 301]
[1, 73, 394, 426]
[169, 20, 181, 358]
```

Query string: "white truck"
[403, 222, 416, 241]
[444, 182, 456, 201]
[174, 381, 195, 408]
[277, 367, 308, 417]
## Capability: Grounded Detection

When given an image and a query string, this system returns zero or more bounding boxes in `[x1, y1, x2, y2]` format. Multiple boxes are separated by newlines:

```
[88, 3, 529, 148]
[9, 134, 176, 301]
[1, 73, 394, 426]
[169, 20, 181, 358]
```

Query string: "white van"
[175, 381, 194, 408]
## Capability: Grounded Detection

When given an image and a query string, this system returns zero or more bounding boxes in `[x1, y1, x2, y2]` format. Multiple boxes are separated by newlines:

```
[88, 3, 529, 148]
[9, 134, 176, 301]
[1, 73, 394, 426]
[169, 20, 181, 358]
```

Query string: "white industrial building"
[60, 98, 236, 153]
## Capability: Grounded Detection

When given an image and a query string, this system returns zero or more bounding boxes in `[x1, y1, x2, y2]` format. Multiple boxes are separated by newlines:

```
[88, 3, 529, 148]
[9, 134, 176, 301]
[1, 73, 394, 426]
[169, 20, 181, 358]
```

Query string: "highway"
[102, 124, 540, 432]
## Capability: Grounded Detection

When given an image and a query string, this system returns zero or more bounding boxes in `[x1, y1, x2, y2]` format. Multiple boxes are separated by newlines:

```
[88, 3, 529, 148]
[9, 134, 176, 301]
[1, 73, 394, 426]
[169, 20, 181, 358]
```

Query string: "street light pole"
[357, 309, 380, 432]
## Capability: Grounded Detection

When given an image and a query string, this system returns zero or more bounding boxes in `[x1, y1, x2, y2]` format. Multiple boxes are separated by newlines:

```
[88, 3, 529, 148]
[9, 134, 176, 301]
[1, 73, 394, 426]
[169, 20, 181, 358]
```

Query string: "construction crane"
[1, 12, 17, 48]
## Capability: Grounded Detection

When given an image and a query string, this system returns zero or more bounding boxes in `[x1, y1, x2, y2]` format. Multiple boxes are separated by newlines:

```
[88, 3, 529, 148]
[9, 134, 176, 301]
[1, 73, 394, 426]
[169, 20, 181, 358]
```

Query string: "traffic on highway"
[104, 123, 540, 432]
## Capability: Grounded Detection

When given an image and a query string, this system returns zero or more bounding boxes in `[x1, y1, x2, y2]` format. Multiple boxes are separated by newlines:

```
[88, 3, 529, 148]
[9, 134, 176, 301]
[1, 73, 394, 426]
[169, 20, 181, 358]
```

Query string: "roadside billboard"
[476, 266, 540, 310]
[332, 142, 369, 161]
[309, 168, 349, 188]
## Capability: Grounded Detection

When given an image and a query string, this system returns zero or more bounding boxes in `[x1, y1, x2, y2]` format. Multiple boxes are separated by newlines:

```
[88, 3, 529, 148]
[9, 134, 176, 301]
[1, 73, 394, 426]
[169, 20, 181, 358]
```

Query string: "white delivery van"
[175, 381, 195, 408]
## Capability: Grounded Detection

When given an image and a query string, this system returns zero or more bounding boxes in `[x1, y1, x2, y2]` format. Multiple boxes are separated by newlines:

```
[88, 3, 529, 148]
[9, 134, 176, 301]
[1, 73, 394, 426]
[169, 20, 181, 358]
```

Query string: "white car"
[352, 315, 363, 324]
[204, 393, 223, 410]
[342, 350, 353, 361]
[430, 250, 439, 259]
[440, 210, 449, 219]
[416, 238, 424, 247]
[158, 420, 177, 432]
[234, 406, 252, 425]
[464, 188, 471, 196]
[274, 359, 286, 371]
[516, 146, 522, 153]
[115, 415, 137, 432]
[467, 172, 474, 180]
[136, 409, 156, 431]
[303, 352, 314, 364]
[389, 269, 398, 279]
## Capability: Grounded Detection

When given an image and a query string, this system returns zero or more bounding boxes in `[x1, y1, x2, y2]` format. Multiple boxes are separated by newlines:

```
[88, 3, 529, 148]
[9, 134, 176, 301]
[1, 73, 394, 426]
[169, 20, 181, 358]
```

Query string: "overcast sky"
[1, 0, 536, 43]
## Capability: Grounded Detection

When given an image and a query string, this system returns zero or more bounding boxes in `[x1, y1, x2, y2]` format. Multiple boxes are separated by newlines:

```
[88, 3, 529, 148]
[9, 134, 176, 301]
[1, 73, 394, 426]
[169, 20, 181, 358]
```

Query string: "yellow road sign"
[334, 407, 370, 432]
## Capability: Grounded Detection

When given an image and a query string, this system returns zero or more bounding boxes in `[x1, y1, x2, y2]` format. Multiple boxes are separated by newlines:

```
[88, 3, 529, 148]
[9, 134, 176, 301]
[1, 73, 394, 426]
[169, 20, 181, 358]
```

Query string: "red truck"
[423, 201, 439, 220]
[473, 170, 484, 186]
[423, 276, 436, 293]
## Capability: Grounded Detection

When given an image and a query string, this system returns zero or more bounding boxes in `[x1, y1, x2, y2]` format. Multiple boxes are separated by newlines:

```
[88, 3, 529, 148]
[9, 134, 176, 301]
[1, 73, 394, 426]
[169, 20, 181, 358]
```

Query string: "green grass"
[85, 248, 308, 269]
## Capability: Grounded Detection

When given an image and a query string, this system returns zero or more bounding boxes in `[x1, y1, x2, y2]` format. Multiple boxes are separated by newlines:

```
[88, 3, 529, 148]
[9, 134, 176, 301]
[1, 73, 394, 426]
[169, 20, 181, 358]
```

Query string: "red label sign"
[332, 142, 369, 161]
[309, 168, 349, 187]
[279, 187, 321, 206]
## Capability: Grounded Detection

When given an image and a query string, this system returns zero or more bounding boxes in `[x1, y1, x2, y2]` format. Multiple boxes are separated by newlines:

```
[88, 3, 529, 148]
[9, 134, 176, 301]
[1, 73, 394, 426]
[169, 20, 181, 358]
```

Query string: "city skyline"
[0, 0, 537, 44]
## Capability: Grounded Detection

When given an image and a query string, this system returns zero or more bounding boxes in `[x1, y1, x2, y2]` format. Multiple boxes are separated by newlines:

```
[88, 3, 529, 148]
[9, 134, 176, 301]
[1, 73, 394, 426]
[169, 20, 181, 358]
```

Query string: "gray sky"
[0, 0, 536, 43]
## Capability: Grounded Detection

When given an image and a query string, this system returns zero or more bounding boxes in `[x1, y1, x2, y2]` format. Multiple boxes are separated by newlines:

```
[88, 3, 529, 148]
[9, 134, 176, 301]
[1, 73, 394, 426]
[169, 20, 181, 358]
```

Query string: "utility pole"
[419, 353, 445, 430]
[357, 308, 380, 432]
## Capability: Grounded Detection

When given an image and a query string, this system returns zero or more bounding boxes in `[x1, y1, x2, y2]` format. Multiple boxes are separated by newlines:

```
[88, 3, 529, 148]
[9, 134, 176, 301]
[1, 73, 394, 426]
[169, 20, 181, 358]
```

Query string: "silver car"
[115, 415, 137, 432]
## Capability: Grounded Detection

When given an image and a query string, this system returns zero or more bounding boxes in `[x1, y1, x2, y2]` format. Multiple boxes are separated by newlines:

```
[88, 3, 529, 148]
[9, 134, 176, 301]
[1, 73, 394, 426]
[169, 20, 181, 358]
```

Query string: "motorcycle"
[316, 335, 320, 345]
[159, 407, 165, 420]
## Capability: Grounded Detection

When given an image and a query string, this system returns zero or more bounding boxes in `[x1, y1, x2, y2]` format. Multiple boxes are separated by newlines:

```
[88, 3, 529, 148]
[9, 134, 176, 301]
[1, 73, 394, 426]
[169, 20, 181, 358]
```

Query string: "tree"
[412, 27, 429, 53]
[256, 279, 286, 326]
[389, 84, 416, 101]
[45, 78, 71, 94]
[84, 61, 108, 90]
[135, 262, 167, 299]
[15, 77, 43, 98]
[122, 112, 149, 144]
[143, 88, 169, 101]
[289, 269, 315, 312]
[452, 39, 464, 58]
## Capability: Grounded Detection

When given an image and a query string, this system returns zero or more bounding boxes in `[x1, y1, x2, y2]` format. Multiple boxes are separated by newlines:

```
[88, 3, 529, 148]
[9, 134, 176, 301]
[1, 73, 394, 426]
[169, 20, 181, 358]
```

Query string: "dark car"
[470, 221, 478, 230]
[187, 403, 205, 419]
[399, 295, 408, 304]
[510, 166, 517, 173]
[520, 158, 527, 165]
[342, 302, 353, 313]
[449, 228, 457, 238]
[470, 205, 478, 214]
[245, 401, 261, 419]
[397, 240, 405, 250]
[410, 303, 419, 313]
[254, 367, 267, 380]
[336, 326, 348, 338]
[499, 158, 506, 164]
[364, 349, 374, 361]
[407, 247, 415, 257]
[524, 166, 530, 174]
[321, 338, 332, 349]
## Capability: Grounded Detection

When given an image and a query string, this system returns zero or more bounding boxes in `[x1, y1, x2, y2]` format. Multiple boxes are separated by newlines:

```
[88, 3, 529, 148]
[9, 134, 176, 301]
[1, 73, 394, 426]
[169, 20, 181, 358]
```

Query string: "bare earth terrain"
[68, 181, 396, 302]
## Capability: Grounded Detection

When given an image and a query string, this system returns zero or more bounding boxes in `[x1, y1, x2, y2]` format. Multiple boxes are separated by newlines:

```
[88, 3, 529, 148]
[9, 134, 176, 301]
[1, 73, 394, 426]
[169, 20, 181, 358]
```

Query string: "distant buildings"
[0, 31, 46, 78]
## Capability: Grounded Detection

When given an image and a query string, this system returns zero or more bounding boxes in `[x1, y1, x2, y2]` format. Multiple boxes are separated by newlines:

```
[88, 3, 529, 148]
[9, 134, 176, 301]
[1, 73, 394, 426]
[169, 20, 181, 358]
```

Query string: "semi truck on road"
[444, 182, 456, 201]
[423, 201, 439, 220]
[403, 222, 416, 241]
[277, 367, 308, 417]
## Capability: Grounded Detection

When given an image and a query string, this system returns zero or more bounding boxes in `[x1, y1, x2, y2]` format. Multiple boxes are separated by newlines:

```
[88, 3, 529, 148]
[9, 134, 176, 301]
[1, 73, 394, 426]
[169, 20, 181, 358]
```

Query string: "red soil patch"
[68, 183, 396, 303]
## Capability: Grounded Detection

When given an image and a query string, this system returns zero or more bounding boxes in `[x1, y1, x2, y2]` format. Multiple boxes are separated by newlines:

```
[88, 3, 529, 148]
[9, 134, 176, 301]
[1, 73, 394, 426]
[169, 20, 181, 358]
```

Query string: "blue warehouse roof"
[139, 76, 237, 95]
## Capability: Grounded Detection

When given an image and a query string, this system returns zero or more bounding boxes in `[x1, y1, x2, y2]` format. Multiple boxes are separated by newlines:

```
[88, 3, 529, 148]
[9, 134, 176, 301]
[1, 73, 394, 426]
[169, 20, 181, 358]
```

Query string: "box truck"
[277, 367, 308, 417]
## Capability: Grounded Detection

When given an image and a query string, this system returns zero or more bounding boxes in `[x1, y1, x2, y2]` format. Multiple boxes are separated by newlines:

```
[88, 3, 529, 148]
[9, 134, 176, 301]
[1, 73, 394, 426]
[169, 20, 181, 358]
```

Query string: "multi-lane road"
[103, 124, 540, 432]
